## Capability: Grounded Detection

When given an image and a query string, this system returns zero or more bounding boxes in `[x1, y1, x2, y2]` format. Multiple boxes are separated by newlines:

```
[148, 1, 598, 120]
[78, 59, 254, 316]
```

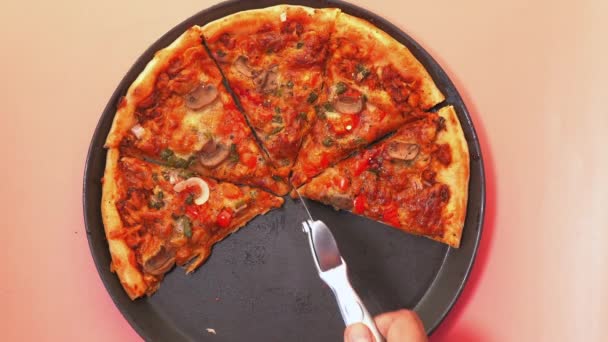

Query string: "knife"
[293, 188, 385, 342]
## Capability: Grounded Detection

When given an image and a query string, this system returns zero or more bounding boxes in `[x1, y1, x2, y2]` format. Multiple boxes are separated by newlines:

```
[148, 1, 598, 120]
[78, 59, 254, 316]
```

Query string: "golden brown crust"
[202, 5, 339, 39]
[433, 106, 470, 247]
[334, 13, 444, 109]
[101, 148, 147, 299]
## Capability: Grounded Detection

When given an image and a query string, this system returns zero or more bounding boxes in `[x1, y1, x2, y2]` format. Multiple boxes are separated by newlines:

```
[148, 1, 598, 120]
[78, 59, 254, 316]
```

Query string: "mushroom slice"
[252, 70, 268, 89]
[185, 83, 218, 110]
[234, 55, 254, 77]
[261, 65, 279, 93]
[143, 247, 176, 276]
[198, 139, 230, 168]
[322, 192, 353, 210]
[173, 177, 210, 205]
[334, 95, 363, 114]
[387, 141, 420, 161]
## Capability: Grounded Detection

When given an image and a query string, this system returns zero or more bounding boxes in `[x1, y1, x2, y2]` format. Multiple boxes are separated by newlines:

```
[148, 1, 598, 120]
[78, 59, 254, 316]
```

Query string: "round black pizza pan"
[83, 1, 485, 340]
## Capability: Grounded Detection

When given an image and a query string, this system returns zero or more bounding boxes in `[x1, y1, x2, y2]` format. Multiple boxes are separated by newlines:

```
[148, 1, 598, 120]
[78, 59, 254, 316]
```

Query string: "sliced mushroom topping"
[143, 247, 176, 276]
[334, 95, 363, 114]
[262, 66, 279, 93]
[185, 84, 218, 110]
[234, 55, 254, 77]
[387, 141, 420, 161]
[199, 139, 230, 168]
[323, 192, 353, 210]
[252, 70, 268, 88]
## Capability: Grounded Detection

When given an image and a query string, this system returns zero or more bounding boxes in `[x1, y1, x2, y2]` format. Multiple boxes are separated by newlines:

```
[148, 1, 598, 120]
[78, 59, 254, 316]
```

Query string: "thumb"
[344, 323, 374, 342]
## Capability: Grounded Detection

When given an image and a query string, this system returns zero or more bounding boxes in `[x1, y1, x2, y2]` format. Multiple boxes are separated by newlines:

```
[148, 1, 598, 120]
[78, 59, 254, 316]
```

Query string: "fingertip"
[344, 322, 374, 342]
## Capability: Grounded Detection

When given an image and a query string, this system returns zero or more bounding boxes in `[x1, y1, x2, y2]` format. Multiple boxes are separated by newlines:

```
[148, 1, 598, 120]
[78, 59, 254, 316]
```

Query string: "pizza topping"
[353, 194, 367, 214]
[148, 190, 165, 210]
[355, 63, 371, 82]
[307, 91, 318, 103]
[387, 141, 420, 161]
[198, 139, 230, 168]
[335, 82, 347, 95]
[253, 65, 279, 93]
[173, 177, 210, 205]
[185, 83, 218, 110]
[216, 208, 233, 228]
[143, 247, 176, 276]
[334, 95, 363, 114]
[323, 192, 353, 210]
[234, 56, 255, 77]
[130, 124, 145, 139]
[175, 216, 193, 238]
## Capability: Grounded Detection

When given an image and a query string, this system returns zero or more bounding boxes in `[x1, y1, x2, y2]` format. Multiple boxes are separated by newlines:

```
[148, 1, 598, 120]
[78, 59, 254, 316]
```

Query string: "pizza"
[105, 26, 290, 196]
[289, 12, 445, 187]
[102, 149, 283, 299]
[296, 106, 469, 247]
[101, 5, 470, 299]
[204, 6, 339, 178]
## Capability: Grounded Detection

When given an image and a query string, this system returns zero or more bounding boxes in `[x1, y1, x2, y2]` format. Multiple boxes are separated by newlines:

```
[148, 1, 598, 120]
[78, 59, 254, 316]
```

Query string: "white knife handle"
[319, 263, 385, 342]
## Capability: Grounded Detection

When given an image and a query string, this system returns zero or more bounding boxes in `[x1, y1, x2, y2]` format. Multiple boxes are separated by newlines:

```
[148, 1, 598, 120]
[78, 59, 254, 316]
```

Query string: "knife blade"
[291, 184, 384, 342]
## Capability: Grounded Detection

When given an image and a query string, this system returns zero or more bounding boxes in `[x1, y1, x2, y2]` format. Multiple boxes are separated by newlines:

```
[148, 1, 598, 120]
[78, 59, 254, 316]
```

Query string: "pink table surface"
[3, 0, 607, 340]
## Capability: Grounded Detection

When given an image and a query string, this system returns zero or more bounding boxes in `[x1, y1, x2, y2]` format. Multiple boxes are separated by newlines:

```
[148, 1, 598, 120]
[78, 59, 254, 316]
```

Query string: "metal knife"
[293, 188, 385, 342]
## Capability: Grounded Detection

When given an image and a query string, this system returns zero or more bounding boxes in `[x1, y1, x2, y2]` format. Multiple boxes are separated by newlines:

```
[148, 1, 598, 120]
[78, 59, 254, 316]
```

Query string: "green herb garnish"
[160, 148, 174, 160]
[335, 82, 347, 94]
[229, 143, 239, 163]
[322, 137, 334, 147]
[286, 80, 294, 88]
[185, 193, 194, 205]
[307, 91, 318, 104]
[296, 41, 304, 49]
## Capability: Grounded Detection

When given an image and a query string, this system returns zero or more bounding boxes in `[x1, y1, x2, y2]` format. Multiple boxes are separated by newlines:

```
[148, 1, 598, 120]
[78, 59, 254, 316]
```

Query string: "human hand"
[344, 309, 428, 342]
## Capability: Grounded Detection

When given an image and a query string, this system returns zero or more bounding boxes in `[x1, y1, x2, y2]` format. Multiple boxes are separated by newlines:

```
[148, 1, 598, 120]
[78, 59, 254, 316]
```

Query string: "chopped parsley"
[160, 148, 174, 160]
[272, 114, 283, 123]
[355, 63, 371, 80]
[296, 41, 304, 49]
[272, 175, 283, 181]
[322, 137, 334, 147]
[274, 107, 281, 114]
[228, 143, 239, 163]
[298, 112, 308, 121]
[216, 49, 226, 57]
[307, 91, 318, 104]
[323, 102, 334, 112]
[286, 80, 294, 88]
[335, 82, 347, 95]
[185, 193, 194, 205]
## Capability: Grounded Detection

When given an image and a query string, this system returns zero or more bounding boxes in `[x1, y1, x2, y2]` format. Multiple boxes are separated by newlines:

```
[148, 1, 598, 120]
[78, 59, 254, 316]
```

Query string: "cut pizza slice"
[101, 149, 284, 299]
[203, 5, 340, 178]
[297, 106, 468, 247]
[105, 26, 289, 195]
[290, 12, 445, 187]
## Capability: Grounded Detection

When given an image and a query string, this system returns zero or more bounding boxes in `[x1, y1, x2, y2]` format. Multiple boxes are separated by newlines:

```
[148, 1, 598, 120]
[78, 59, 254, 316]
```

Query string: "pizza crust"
[334, 13, 445, 110]
[101, 148, 148, 299]
[434, 106, 470, 247]
[202, 5, 339, 40]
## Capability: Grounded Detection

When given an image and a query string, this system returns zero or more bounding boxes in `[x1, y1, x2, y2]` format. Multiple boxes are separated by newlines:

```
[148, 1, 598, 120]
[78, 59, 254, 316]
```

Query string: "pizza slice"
[203, 5, 340, 178]
[105, 26, 289, 195]
[101, 149, 284, 299]
[296, 106, 468, 247]
[290, 12, 445, 187]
